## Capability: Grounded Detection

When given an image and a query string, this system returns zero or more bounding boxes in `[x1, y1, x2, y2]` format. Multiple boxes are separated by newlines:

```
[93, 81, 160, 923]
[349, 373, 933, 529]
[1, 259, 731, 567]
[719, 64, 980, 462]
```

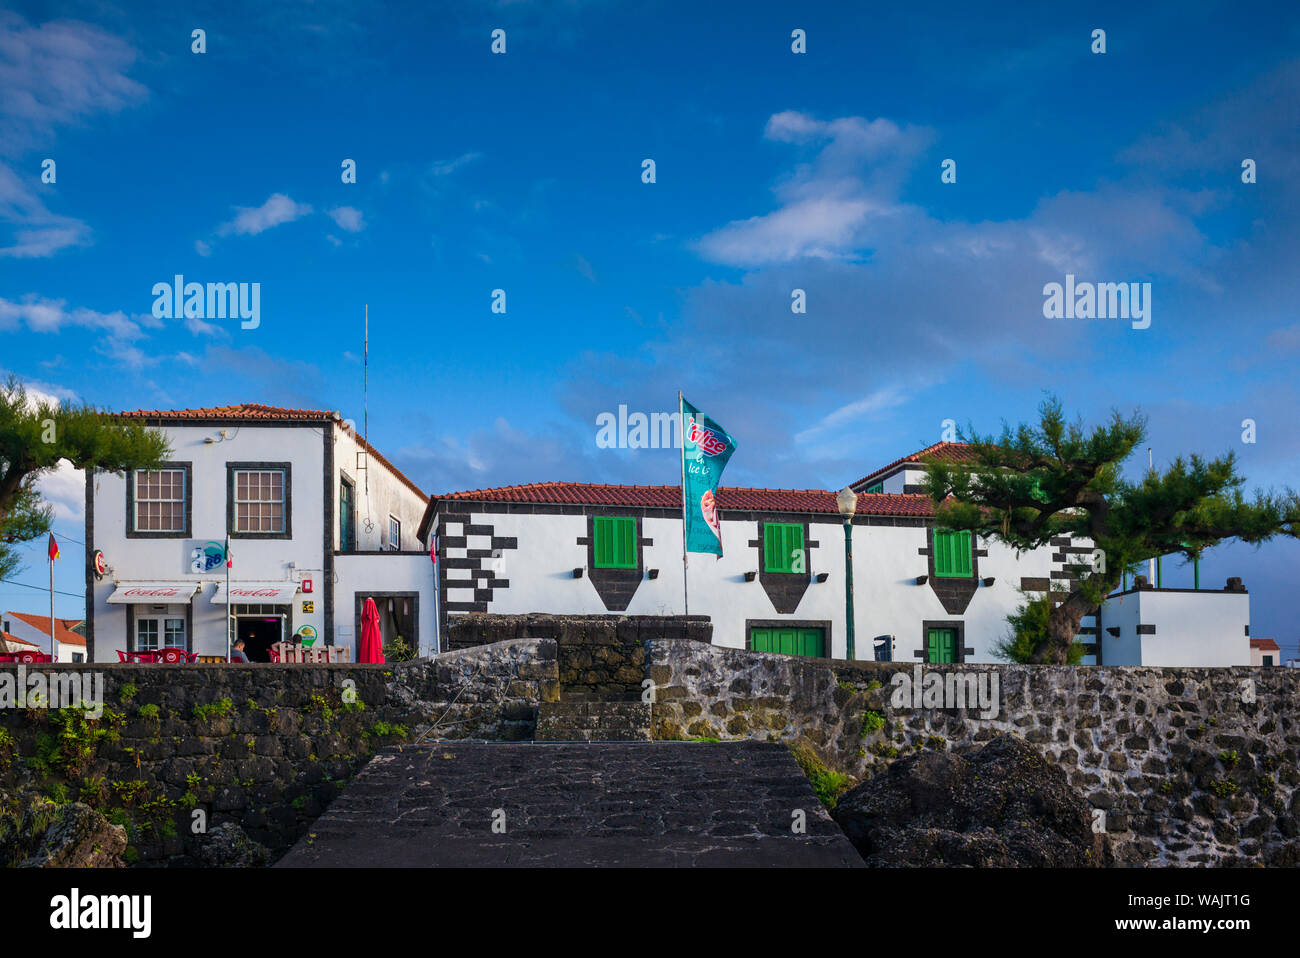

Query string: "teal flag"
[680, 395, 737, 555]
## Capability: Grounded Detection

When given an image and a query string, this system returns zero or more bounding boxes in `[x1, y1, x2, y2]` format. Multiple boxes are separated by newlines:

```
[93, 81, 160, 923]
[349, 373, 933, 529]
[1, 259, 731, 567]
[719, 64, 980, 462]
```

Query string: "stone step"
[277, 742, 862, 867]
[535, 701, 652, 742]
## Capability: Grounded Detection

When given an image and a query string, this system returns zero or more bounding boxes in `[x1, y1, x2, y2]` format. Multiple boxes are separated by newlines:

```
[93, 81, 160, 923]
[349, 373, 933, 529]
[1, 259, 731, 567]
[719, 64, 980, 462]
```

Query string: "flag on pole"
[680, 396, 737, 556]
[47, 533, 59, 561]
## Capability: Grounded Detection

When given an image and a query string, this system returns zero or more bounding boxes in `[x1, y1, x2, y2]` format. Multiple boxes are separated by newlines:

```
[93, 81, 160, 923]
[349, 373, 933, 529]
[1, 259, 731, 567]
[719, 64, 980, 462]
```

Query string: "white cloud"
[195, 239, 211, 257]
[0, 12, 148, 154]
[184, 316, 225, 338]
[37, 460, 84, 523]
[216, 193, 312, 236]
[0, 161, 92, 258]
[795, 384, 913, 446]
[327, 206, 365, 232]
[0, 294, 159, 340]
[694, 111, 932, 267]
[427, 152, 481, 177]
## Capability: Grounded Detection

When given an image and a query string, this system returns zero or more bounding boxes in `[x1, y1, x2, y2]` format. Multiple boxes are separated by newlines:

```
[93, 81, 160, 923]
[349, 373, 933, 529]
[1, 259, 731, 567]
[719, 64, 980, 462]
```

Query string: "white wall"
[1101, 590, 1249, 666]
[334, 553, 437, 658]
[330, 423, 427, 552]
[1099, 591, 1144, 665]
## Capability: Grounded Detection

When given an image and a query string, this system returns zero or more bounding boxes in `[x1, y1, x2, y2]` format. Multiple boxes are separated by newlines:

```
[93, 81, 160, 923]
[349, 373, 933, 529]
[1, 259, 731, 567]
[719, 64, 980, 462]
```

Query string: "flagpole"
[679, 392, 690, 618]
[48, 538, 56, 663]
[225, 536, 232, 661]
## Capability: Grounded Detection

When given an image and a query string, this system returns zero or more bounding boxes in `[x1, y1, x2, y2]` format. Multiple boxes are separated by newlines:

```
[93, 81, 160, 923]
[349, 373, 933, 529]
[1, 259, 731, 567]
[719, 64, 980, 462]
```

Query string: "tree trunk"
[1034, 590, 1097, 664]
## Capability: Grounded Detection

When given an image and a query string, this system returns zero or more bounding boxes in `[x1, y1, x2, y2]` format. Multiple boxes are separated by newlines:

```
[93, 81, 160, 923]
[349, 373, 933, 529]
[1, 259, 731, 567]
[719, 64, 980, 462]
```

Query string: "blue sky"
[2, 0, 1299, 652]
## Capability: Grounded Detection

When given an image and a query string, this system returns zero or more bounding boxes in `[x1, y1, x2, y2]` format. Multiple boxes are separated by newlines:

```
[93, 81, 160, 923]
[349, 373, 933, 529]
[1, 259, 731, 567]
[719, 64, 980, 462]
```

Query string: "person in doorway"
[230, 638, 250, 663]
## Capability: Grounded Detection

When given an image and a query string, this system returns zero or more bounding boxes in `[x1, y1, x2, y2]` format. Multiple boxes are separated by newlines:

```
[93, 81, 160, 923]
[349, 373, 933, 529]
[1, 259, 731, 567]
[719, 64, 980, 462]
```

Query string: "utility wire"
[0, 577, 84, 600]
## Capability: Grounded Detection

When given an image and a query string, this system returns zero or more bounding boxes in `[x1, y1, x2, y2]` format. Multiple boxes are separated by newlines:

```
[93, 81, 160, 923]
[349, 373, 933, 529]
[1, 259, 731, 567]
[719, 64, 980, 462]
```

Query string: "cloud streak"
[216, 193, 313, 237]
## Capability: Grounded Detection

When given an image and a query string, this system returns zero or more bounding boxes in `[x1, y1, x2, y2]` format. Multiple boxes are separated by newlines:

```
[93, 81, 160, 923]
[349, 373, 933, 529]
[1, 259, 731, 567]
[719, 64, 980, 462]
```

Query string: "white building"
[1098, 581, 1251, 667]
[1250, 637, 1281, 667]
[415, 441, 1253, 666]
[2, 612, 86, 662]
[85, 404, 432, 662]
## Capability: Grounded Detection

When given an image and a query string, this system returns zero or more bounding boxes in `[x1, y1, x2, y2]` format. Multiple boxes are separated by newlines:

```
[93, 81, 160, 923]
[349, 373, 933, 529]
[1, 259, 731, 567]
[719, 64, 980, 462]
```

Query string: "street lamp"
[836, 487, 858, 660]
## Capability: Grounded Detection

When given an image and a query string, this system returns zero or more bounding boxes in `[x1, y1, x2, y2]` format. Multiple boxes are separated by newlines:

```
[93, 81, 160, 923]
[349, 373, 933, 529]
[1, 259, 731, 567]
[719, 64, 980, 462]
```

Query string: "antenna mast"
[357, 305, 374, 534]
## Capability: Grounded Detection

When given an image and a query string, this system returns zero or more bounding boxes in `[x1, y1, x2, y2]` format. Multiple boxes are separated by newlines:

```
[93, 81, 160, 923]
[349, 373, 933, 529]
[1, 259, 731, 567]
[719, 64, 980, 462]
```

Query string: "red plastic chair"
[116, 650, 129, 662]
[14, 651, 51, 663]
[267, 648, 280, 663]
[157, 648, 186, 664]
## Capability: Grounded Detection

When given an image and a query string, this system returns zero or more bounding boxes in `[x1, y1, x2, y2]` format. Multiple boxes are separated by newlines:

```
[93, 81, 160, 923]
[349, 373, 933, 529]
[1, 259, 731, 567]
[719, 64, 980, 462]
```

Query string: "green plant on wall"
[860, 710, 886, 737]
[383, 635, 417, 662]
[192, 698, 234, 724]
[788, 740, 852, 809]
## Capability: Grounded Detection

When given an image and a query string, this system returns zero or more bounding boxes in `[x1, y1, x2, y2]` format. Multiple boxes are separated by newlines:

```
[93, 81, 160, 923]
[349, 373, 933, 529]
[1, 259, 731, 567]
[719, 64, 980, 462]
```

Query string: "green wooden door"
[927, 628, 957, 664]
[751, 627, 825, 658]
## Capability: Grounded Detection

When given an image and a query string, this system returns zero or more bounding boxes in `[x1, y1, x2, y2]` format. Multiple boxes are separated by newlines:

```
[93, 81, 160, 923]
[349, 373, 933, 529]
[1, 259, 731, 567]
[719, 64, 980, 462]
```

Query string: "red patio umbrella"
[359, 597, 385, 664]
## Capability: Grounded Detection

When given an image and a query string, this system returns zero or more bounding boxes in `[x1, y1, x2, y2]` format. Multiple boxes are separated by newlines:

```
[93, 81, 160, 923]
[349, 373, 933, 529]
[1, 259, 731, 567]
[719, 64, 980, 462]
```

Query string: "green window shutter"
[763, 523, 803, 573]
[934, 530, 973, 578]
[618, 517, 637, 568]
[763, 524, 779, 571]
[934, 531, 951, 576]
[955, 530, 972, 576]
[865, 482, 883, 494]
[751, 629, 772, 652]
[594, 516, 637, 569]
[594, 516, 610, 567]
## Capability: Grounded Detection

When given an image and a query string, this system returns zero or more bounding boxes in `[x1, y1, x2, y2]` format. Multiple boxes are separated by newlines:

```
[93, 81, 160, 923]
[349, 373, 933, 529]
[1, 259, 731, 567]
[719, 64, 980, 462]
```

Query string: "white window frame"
[233, 468, 286, 534]
[134, 467, 187, 533]
[388, 515, 401, 551]
[135, 615, 186, 652]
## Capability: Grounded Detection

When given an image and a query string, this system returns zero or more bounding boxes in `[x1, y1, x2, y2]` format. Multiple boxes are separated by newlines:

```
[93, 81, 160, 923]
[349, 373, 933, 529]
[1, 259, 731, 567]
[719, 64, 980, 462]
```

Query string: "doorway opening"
[354, 593, 419, 660]
[235, 615, 283, 662]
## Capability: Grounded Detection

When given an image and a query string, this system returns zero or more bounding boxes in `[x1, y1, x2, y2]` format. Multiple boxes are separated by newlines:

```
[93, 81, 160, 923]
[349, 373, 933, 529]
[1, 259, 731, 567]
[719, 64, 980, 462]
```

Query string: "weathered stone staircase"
[535, 700, 651, 741]
[533, 626, 653, 740]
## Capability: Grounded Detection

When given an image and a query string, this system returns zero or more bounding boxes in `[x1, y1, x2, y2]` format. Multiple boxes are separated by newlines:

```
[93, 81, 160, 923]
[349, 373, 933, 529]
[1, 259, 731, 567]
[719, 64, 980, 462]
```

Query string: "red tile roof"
[435, 482, 935, 517]
[7, 611, 86, 647]
[114, 404, 427, 501]
[0, 632, 39, 652]
[849, 441, 978, 489]
[1250, 638, 1281, 652]
[117, 403, 336, 422]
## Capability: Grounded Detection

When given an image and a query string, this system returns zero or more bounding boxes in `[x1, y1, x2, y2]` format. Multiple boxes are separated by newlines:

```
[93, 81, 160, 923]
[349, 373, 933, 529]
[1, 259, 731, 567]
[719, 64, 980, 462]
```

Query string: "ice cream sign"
[679, 395, 737, 557]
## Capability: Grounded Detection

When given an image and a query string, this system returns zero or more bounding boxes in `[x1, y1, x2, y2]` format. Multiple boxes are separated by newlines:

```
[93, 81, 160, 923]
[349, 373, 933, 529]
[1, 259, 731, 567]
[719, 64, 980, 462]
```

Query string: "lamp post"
[837, 487, 858, 660]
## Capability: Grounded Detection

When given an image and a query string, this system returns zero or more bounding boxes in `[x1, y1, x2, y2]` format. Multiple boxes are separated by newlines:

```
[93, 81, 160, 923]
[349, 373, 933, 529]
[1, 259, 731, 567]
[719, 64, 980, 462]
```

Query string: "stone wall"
[0, 639, 556, 866]
[445, 614, 710, 700]
[9, 635, 1296, 868]
[645, 639, 1300, 866]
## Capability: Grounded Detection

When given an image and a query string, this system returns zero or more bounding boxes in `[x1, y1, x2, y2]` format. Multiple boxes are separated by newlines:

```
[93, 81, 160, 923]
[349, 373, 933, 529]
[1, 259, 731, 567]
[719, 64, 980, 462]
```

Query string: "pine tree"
[923, 396, 1300, 664]
[0, 377, 170, 578]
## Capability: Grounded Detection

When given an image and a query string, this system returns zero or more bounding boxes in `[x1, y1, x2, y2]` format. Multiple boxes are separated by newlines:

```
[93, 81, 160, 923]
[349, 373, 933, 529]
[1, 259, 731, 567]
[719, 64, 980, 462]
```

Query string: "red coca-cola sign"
[230, 588, 282, 598]
[124, 588, 180, 597]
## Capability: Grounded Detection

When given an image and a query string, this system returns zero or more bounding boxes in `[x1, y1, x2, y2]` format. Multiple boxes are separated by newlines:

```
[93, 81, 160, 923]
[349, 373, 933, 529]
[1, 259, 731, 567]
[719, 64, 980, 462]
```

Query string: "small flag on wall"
[47, 534, 59, 561]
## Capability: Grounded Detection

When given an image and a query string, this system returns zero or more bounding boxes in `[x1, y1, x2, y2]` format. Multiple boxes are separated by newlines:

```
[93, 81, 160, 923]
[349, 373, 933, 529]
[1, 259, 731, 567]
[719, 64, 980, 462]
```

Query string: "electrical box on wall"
[302, 578, 313, 593]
